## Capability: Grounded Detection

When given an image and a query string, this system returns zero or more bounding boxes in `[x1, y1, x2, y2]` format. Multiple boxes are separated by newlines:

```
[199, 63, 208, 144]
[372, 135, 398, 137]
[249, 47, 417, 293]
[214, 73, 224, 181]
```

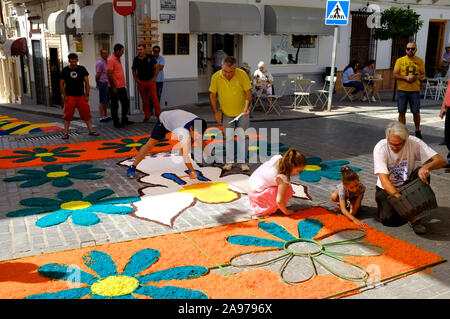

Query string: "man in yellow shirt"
[393, 42, 426, 139]
[209, 56, 253, 172]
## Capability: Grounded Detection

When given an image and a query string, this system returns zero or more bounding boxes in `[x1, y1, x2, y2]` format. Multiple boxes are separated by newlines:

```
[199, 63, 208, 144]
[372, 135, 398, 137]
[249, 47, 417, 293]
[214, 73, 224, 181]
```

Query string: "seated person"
[362, 59, 377, 102]
[373, 121, 446, 234]
[342, 60, 366, 102]
[253, 61, 273, 96]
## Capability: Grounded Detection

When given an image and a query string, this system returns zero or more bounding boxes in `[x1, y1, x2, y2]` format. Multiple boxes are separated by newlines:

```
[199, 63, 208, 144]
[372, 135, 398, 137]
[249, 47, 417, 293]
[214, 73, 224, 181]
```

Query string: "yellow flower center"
[178, 182, 238, 203]
[35, 152, 55, 157]
[46, 171, 70, 178]
[125, 143, 142, 148]
[60, 200, 92, 210]
[304, 165, 322, 171]
[90, 275, 139, 297]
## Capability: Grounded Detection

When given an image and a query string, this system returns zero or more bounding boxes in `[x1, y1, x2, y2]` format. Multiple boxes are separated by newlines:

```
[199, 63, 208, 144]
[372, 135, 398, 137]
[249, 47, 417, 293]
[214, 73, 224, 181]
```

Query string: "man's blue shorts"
[397, 90, 421, 114]
[98, 82, 109, 104]
[150, 119, 170, 140]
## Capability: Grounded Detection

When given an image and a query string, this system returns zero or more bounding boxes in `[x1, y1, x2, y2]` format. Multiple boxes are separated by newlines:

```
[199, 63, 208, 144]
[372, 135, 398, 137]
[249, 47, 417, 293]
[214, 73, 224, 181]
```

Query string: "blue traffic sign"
[325, 0, 350, 25]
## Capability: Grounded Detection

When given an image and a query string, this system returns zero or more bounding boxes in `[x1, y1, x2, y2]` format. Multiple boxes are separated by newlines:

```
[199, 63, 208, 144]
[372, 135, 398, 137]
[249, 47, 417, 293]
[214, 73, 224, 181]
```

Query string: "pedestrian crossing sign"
[325, 0, 350, 25]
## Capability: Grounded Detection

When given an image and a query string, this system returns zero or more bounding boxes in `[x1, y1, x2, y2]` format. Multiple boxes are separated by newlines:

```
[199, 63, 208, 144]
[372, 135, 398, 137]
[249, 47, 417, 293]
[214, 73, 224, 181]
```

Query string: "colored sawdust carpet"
[119, 152, 310, 227]
[0, 114, 62, 135]
[6, 189, 140, 228]
[3, 164, 105, 188]
[0, 127, 283, 169]
[0, 207, 444, 299]
[299, 157, 362, 183]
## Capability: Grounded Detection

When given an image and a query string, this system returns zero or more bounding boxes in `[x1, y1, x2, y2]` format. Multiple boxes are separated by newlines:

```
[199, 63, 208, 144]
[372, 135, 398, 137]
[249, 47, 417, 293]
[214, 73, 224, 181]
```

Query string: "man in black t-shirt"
[132, 44, 161, 122]
[59, 53, 99, 139]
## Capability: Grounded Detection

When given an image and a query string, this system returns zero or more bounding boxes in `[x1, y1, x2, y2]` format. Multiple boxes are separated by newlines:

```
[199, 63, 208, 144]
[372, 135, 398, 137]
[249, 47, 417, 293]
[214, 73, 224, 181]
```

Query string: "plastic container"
[387, 178, 437, 223]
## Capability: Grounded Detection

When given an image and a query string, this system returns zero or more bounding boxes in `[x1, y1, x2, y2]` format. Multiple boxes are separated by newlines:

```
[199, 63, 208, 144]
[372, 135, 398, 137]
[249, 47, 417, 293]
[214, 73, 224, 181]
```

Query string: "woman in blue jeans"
[343, 60, 366, 102]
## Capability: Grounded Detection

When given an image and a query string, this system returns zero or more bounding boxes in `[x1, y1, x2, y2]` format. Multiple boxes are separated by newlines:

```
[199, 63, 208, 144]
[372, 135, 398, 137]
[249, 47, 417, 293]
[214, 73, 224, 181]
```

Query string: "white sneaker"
[371, 96, 377, 102]
[240, 164, 250, 172]
[223, 163, 234, 171]
[361, 96, 368, 102]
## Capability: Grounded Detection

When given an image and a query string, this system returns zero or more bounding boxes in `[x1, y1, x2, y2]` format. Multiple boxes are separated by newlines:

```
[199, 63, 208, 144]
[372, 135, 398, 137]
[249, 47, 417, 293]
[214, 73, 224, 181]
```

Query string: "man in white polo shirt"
[126, 109, 207, 180]
[373, 121, 446, 234]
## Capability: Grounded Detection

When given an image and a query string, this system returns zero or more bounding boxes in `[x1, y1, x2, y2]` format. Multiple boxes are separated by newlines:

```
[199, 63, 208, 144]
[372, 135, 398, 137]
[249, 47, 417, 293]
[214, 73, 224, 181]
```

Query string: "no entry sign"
[113, 0, 136, 16]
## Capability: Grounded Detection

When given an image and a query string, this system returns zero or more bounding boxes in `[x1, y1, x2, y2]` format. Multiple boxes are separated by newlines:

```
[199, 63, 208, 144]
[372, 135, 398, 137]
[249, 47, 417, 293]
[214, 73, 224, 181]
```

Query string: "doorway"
[425, 20, 447, 77]
[49, 47, 61, 106]
[197, 33, 241, 97]
[31, 40, 46, 105]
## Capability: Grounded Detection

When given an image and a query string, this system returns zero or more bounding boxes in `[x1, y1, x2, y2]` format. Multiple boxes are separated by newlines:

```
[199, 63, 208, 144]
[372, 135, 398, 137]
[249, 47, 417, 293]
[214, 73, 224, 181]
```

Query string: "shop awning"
[264, 5, 334, 36]
[47, 10, 76, 35]
[77, 3, 113, 34]
[2, 38, 27, 56]
[189, 1, 261, 34]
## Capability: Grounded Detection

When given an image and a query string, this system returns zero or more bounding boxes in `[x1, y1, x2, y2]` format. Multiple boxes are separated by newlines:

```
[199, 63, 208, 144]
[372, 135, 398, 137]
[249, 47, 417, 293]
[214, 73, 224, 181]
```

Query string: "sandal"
[89, 131, 100, 136]
[61, 133, 69, 140]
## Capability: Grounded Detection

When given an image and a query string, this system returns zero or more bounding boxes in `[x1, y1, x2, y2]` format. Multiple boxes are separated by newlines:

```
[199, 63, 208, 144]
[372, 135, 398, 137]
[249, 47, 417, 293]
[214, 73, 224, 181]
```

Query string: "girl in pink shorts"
[248, 149, 306, 217]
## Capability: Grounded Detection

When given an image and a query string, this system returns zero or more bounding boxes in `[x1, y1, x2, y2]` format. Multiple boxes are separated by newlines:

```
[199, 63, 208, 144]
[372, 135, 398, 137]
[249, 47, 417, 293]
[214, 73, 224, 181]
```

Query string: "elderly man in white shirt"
[373, 121, 446, 234]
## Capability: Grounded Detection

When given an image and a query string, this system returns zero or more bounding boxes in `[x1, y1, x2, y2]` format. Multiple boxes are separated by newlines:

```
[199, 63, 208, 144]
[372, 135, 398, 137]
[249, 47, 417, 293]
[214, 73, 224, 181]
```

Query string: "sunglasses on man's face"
[153, 50, 160, 53]
[406, 47, 416, 51]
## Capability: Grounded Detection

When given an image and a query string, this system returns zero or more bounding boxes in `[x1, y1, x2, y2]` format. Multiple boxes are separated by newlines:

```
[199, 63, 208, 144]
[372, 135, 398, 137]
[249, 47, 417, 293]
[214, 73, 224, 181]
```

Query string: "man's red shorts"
[64, 96, 92, 121]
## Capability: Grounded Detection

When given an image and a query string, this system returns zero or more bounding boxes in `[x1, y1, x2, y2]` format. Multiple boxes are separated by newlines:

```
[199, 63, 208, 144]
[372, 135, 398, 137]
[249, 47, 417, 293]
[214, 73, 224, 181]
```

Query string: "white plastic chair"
[266, 80, 287, 115]
[293, 79, 314, 109]
[424, 77, 440, 100]
[435, 77, 448, 100]
[339, 75, 354, 102]
[315, 76, 335, 109]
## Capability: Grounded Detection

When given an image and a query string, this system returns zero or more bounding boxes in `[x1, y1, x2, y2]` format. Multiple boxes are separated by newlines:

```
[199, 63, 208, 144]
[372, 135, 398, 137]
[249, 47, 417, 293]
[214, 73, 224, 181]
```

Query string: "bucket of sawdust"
[387, 178, 437, 223]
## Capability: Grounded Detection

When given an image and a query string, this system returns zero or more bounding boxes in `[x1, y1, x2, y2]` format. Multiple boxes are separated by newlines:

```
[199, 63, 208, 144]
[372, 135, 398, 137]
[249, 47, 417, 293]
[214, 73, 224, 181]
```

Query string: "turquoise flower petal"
[83, 189, 115, 203]
[35, 210, 72, 228]
[306, 157, 322, 165]
[20, 197, 61, 207]
[258, 222, 297, 242]
[90, 294, 109, 299]
[298, 218, 324, 239]
[33, 147, 50, 153]
[96, 196, 141, 205]
[226, 235, 284, 248]
[138, 266, 208, 284]
[134, 285, 208, 299]
[88, 204, 134, 215]
[43, 164, 65, 172]
[112, 295, 136, 299]
[71, 210, 100, 226]
[72, 174, 103, 180]
[7, 206, 56, 218]
[122, 249, 160, 278]
[38, 264, 97, 285]
[49, 147, 69, 153]
[57, 189, 83, 202]
[52, 178, 73, 188]
[41, 156, 58, 163]
[299, 170, 322, 183]
[82, 250, 118, 278]
[25, 287, 91, 299]
[21, 177, 52, 188]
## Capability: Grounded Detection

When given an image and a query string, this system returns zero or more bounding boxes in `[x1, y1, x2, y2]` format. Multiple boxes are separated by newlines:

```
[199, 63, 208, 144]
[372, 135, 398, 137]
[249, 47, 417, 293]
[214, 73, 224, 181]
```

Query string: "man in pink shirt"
[107, 43, 134, 128]
[440, 80, 450, 170]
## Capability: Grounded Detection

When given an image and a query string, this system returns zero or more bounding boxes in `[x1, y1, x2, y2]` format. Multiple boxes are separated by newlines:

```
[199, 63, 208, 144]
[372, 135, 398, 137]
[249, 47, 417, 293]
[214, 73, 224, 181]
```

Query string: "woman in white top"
[253, 61, 274, 95]
[248, 149, 306, 217]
